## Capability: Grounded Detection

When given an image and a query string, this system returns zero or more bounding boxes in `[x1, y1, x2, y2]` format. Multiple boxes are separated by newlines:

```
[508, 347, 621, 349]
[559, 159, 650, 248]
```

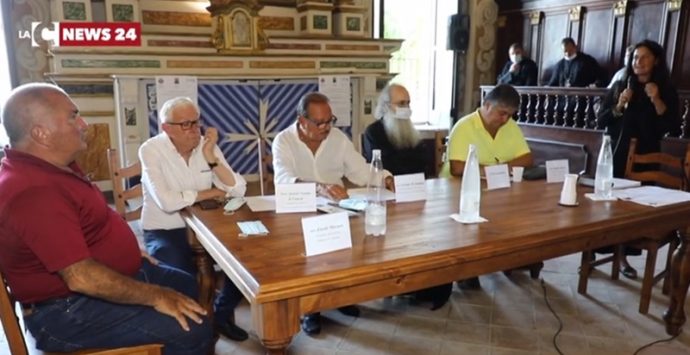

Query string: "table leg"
[664, 228, 690, 335]
[252, 300, 300, 355]
[187, 228, 216, 317]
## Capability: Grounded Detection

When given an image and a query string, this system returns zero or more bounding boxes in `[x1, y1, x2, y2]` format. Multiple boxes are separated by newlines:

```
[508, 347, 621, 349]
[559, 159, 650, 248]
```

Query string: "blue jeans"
[24, 259, 213, 355]
[144, 228, 243, 325]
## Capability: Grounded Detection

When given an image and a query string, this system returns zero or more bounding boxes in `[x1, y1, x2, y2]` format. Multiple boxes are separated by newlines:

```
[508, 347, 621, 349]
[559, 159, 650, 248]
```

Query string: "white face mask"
[564, 53, 577, 61]
[510, 55, 522, 63]
[391, 107, 412, 120]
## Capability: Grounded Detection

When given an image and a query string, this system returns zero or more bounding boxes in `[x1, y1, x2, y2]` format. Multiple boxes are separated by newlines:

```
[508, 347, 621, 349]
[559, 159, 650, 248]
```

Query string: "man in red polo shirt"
[0, 83, 212, 355]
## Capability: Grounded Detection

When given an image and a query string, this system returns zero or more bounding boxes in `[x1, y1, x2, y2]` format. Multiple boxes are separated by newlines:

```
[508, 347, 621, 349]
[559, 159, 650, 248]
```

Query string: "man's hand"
[317, 183, 349, 201]
[509, 63, 520, 73]
[152, 288, 207, 331]
[141, 250, 159, 265]
[384, 176, 395, 192]
[202, 127, 219, 163]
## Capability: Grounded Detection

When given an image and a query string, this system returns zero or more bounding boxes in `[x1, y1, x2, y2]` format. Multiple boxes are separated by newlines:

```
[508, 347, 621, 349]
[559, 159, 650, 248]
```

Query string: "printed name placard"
[484, 164, 511, 190]
[394, 173, 426, 202]
[301, 212, 352, 256]
[546, 159, 570, 183]
[275, 183, 316, 213]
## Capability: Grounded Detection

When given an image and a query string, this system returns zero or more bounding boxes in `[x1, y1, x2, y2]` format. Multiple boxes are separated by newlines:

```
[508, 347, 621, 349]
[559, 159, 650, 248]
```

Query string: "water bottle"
[459, 144, 481, 220]
[365, 149, 387, 236]
[594, 135, 614, 199]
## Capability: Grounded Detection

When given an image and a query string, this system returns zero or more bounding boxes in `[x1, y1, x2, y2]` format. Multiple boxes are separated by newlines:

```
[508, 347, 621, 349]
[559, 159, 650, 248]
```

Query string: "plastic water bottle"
[594, 135, 614, 199]
[459, 144, 481, 220]
[365, 149, 387, 236]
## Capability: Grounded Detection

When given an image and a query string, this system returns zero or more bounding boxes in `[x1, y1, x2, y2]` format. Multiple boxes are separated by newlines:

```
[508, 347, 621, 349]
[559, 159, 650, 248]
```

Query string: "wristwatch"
[207, 160, 219, 169]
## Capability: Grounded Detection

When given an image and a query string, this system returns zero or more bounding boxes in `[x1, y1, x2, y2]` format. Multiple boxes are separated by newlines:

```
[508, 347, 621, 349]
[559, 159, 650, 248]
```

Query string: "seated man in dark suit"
[362, 83, 428, 175]
[547, 37, 605, 88]
[497, 42, 538, 86]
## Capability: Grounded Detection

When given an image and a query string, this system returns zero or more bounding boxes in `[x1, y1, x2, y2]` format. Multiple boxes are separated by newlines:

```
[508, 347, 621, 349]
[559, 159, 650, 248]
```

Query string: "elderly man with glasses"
[272, 92, 394, 335]
[138, 96, 249, 342]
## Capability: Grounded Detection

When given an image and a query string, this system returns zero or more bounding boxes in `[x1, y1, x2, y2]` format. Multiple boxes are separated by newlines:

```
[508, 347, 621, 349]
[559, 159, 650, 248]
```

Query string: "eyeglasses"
[166, 119, 201, 130]
[302, 115, 337, 128]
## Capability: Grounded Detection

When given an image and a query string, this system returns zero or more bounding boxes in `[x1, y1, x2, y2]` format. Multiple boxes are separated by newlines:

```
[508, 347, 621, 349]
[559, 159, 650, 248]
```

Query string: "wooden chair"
[261, 152, 274, 196]
[107, 149, 142, 221]
[578, 138, 690, 314]
[0, 271, 162, 355]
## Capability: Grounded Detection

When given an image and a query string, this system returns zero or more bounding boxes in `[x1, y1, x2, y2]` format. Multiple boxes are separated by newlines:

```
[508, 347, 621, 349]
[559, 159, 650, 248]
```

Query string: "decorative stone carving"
[207, 0, 268, 52]
[668, 0, 682, 12]
[333, 0, 366, 37]
[296, 0, 334, 35]
[613, 0, 628, 17]
[529, 11, 541, 25]
[568, 6, 582, 22]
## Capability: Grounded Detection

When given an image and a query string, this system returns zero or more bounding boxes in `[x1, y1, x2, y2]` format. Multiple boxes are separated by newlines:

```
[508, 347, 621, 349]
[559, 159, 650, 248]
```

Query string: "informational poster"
[155, 76, 198, 117]
[318, 75, 351, 127]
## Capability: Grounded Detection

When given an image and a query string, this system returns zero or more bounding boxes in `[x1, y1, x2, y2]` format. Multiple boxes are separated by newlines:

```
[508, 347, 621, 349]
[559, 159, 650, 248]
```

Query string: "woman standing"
[595, 40, 681, 278]
[597, 40, 681, 178]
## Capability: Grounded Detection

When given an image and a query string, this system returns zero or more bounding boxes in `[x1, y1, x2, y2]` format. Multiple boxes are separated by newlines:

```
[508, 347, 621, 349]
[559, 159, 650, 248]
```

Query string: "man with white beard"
[362, 84, 429, 175]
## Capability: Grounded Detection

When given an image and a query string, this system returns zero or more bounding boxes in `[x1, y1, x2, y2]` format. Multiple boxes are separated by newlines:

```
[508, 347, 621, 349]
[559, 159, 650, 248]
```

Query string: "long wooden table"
[182, 179, 690, 354]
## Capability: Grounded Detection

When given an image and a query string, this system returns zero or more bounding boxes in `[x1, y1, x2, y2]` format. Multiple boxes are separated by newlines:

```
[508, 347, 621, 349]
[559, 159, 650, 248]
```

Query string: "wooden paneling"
[540, 13, 569, 85]
[75, 123, 111, 182]
[496, 0, 690, 89]
[581, 8, 613, 77]
[628, 1, 665, 45]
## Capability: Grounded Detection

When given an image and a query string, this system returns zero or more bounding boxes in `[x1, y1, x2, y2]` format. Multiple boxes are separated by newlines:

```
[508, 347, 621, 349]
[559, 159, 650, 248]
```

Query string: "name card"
[275, 183, 316, 213]
[301, 212, 352, 256]
[546, 159, 569, 183]
[394, 173, 426, 202]
[484, 164, 511, 190]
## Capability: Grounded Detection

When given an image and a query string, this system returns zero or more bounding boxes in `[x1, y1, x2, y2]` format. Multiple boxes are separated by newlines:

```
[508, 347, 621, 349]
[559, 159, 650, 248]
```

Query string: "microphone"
[624, 76, 632, 110]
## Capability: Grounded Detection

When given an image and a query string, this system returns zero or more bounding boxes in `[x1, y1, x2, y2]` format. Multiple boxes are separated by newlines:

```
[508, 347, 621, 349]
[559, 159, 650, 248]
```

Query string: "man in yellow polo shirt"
[442, 84, 533, 177]
[443, 84, 535, 289]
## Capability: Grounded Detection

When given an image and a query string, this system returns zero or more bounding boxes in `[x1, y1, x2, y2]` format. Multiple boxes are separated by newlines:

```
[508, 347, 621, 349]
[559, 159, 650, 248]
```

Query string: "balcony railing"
[480, 86, 690, 138]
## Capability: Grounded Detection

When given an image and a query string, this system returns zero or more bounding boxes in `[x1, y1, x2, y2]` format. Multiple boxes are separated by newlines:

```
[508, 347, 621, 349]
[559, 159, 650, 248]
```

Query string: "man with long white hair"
[362, 83, 428, 175]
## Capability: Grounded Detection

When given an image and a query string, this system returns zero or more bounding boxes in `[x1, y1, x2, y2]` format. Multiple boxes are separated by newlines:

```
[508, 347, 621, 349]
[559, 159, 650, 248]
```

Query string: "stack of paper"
[613, 186, 690, 207]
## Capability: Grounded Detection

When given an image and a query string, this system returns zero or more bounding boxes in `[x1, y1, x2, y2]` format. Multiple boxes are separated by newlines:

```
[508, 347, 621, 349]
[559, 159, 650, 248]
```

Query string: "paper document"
[613, 186, 690, 207]
[245, 195, 276, 212]
[347, 188, 395, 201]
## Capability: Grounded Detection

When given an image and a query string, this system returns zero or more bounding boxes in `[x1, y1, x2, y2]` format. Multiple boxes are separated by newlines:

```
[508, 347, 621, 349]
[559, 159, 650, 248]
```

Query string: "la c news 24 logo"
[19, 22, 141, 47]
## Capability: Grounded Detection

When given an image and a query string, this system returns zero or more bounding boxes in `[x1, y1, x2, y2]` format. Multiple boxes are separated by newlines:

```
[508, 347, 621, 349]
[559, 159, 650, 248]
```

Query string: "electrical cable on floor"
[540, 278, 564, 355]
[632, 333, 679, 354]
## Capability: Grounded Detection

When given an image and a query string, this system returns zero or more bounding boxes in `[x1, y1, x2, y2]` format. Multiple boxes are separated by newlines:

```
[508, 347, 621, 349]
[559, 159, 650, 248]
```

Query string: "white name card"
[301, 212, 352, 256]
[394, 173, 426, 202]
[546, 159, 570, 183]
[484, 164, 511, 190]
[275, 183, 316, 213]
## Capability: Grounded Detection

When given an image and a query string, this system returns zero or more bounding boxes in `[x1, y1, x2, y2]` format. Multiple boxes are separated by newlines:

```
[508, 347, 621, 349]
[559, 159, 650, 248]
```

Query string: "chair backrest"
[261, 153, 274, 195]
[107, 149, 142, 221]
[0, 271, 29, 355]
[624, 138, 690, 190]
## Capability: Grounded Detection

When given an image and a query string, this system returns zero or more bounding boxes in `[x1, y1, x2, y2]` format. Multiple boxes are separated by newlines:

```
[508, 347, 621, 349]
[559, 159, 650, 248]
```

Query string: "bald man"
[0, 83, 212, 354]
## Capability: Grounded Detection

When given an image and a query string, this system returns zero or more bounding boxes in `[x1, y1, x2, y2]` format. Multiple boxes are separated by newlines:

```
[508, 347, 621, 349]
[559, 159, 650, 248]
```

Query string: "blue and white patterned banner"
[146, 80, 352, 176]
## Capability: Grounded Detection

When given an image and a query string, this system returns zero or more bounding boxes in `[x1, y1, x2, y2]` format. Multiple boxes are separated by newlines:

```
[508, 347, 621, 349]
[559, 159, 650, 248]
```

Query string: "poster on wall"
[318, 75, 351, 127]
[155, 76, 198, 117]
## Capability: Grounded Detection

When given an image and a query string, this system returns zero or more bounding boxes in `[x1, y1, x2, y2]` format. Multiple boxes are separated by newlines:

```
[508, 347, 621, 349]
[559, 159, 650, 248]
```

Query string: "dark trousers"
[24, 259, 213, 355]
[144, 228, 243, 324]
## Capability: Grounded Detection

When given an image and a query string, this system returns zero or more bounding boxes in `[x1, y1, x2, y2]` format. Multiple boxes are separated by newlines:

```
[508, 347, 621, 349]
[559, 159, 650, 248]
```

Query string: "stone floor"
[3, 234, 690, 354]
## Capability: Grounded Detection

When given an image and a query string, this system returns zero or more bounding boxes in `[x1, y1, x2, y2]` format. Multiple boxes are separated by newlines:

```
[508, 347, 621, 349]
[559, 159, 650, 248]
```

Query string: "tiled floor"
[3, 246, 690, 354]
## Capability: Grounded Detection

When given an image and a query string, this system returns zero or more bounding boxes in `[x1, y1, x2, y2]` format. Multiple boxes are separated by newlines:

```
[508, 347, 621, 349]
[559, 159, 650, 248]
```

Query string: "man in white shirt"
[139, 97, 248, 341]
[272, 92, 393, 335]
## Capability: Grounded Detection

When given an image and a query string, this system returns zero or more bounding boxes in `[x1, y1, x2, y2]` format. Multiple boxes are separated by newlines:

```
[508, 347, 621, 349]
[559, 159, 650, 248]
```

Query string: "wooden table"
[182, 179, 690, 354]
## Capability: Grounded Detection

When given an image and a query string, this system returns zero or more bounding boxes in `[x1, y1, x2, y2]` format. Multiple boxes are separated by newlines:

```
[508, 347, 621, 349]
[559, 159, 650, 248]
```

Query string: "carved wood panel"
[540, 13, 569, 84]
[628, 1, 664, 45]
[580, 8, 614, 76]
[75, 123, 111, 182]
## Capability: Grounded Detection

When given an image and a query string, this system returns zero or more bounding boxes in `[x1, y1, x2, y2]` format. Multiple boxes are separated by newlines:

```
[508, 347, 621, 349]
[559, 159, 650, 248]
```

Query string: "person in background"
[362, 83, 428, 175]
[497, 42, 538, 86]
[441, 84, 535, 289]
[548, 37, 605, 88]
[607, 45, 635, 89]
[272, 92, 395, 335]
[596, 40, 680, 279]
[139, 97, 249, 341]
[0, 83, 212, 354]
